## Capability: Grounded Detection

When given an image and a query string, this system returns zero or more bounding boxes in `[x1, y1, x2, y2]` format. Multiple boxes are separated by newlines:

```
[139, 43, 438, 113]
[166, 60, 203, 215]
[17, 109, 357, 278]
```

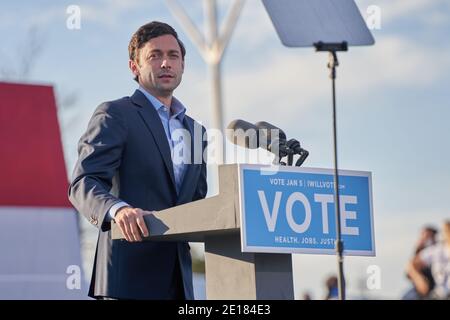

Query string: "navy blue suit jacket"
[69, 90, 207, 299]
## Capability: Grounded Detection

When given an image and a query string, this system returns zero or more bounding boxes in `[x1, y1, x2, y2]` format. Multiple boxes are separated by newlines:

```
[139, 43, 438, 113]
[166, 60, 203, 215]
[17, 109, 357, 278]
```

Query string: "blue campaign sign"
[238, 164, 375, 256]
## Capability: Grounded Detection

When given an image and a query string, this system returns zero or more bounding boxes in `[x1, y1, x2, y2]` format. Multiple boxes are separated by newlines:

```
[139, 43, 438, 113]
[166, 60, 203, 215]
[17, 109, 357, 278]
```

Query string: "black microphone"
[254, 121, 287, 141]
[226, 119, 284, 157]
[255, 121, 309, 167]
[226, 119, 263, 149]
[226, 119, 308, 166]
[254, 121, 288, 158]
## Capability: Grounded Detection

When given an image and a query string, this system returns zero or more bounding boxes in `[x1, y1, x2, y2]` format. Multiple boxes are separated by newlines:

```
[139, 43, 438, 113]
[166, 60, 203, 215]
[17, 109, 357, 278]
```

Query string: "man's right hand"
[114, 207, 150, 242]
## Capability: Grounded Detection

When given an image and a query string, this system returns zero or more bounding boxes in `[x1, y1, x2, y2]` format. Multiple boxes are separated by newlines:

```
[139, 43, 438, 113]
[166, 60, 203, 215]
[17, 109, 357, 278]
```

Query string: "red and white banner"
[0, 82, 86, 299]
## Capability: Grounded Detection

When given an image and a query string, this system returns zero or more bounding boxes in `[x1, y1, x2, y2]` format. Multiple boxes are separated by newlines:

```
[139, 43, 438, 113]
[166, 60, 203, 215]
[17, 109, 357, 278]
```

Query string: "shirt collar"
[138, 86, 186, 121]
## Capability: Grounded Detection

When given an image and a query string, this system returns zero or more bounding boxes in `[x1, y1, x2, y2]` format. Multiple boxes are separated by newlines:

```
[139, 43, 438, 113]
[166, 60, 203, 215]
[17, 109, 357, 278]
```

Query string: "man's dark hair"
[423, 225, 438, 235]
[129, 21, 186, 82]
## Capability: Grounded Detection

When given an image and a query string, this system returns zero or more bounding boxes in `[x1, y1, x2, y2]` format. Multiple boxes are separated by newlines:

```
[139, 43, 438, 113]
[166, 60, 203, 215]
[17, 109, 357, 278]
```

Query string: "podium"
[111, 164, 294, 300]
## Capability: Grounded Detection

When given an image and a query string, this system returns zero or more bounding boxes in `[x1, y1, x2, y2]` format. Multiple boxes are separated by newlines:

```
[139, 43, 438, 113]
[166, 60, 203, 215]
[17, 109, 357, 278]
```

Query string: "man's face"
[130, 34, 184, 97]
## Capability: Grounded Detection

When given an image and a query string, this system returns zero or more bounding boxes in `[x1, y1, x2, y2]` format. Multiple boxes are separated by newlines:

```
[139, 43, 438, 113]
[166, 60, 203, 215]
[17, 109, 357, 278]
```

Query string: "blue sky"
[1, 0, 449, 299]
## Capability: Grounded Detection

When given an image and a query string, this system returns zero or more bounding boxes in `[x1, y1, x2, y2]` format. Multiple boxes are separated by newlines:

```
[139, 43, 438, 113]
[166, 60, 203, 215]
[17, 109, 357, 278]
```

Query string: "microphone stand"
[314, 41, 347, 300]
[287, 152, 294, 166]
[295, 149, 309, 167]
[272, 138, 309, 166]
[286, 139, 309, 167]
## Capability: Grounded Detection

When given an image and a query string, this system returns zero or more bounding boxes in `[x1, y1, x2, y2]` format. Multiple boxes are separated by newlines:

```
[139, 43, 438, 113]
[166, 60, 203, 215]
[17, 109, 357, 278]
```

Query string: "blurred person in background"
[402, 225, 438, 299]
[302, 291, 312, 300]
[324, 275, 339, 300]
[408, 221, 450, 299]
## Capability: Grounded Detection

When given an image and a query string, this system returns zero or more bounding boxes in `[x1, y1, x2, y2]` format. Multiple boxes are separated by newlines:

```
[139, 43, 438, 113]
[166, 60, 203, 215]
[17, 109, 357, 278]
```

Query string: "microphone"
[227, 119, 287, 159]
[254, 121, 287, 141]
[255, 121, 309, 167]
[226, 119, 263, 149]
[226, 119, 309, 166]
[254, 121, 289, 158]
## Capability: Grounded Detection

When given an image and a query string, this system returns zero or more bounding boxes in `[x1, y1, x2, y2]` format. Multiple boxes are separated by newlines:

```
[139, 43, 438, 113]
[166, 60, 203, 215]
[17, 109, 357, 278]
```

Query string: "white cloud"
[357, 0, 448, 25]
[340, 36, 450, 89]
[80, 0, 160, 28]
[228, 0, 276, 49]
[419, 9, 450, 27]
[220, 34, 450, 126]
[11, 1, 160, 30]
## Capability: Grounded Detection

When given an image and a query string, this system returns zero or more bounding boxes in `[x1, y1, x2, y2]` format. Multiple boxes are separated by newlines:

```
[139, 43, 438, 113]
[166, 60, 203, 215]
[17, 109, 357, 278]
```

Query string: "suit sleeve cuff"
[107, 201, 130, 221]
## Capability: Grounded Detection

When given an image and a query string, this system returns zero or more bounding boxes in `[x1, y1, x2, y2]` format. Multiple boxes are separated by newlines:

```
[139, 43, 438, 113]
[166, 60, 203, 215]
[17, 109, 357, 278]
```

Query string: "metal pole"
[204, 0, 225, 165]
[209, 61, 224, 137]
[329, 51, 346, 300]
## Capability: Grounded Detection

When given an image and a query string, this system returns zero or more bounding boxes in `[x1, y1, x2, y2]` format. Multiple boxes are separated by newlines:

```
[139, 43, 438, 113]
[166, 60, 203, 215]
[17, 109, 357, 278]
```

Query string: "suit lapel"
[131, 90, 176, 191]
[177, 116, 201, 203]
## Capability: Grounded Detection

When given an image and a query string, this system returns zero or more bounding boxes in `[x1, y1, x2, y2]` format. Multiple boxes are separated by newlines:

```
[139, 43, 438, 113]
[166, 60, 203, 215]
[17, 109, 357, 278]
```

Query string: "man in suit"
[69, 21, 207, 300]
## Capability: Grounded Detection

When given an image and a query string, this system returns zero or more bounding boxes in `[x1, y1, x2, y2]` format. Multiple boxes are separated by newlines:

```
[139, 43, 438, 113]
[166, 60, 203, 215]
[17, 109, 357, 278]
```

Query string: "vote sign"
[238, 164, 375, 256]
